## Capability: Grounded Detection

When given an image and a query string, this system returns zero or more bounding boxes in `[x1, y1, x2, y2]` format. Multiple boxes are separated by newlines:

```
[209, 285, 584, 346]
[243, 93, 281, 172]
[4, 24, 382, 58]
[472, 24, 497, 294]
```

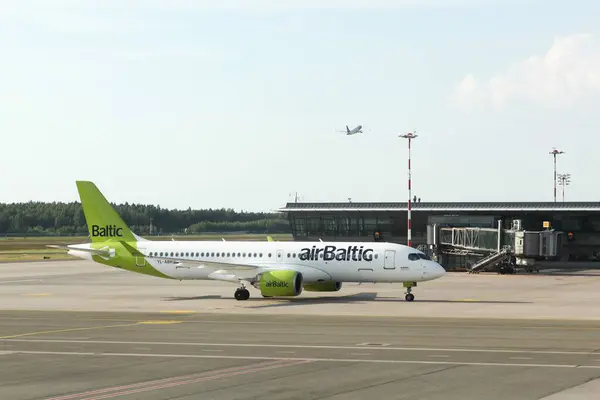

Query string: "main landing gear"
[234, 284, 250, 301]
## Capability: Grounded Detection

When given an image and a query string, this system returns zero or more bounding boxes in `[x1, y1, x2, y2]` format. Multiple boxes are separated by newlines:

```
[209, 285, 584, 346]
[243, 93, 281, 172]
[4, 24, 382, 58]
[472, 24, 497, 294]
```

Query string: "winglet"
[266, 235, 274, 242]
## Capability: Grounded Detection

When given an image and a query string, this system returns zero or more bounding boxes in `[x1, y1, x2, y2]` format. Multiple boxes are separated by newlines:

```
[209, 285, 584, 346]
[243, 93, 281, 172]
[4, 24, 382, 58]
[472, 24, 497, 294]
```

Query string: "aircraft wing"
[146, 254, 330, 286]
[148, 254, 258, 271]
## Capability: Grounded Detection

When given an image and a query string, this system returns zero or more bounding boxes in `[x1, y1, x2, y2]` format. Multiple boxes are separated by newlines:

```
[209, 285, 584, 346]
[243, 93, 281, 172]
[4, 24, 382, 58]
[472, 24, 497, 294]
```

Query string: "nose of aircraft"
[430, 261, 446, 279]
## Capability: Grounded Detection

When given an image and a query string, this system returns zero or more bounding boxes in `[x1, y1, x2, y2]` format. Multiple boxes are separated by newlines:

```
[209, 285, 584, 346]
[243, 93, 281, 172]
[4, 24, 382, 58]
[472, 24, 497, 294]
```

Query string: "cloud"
[454, 34, 600, 110]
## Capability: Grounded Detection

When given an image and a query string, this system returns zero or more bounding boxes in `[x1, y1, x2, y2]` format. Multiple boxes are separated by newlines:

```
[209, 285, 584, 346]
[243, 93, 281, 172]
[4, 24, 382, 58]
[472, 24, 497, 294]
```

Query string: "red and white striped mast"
[399, 131, 418, 248]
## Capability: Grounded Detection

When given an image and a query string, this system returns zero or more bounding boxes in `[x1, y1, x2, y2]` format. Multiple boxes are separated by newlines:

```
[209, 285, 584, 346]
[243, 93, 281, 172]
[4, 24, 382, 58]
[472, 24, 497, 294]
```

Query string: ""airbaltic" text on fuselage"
[298, 245, 374, 262]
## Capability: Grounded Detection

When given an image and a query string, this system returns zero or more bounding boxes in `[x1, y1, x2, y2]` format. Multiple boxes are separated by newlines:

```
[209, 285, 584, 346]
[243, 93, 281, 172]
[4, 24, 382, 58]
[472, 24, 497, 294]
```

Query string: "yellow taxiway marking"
[138, 321, 183, 325]
[23, 293, 53, 297]
[159, 310, 197, 314]
[0, 322, 143, 339]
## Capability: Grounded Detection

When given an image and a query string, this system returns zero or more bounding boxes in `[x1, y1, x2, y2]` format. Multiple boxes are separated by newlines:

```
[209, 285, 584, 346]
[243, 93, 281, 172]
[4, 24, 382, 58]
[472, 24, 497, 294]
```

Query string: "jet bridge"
[427, 220, 564, 273]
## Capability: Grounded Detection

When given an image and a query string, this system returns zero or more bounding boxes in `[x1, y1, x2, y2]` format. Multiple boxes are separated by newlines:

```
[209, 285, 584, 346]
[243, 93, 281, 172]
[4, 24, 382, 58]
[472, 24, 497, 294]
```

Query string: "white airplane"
[52, 181, 446, 302]
[339, 125, 363, 135]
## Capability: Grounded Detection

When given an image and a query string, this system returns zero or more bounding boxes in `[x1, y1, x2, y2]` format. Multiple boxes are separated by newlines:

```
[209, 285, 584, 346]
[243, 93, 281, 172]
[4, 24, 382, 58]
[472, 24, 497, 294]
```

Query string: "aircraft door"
[136, 247, 146, 267]
[276, 249, 284, 263]
[384, 250, 396, 270]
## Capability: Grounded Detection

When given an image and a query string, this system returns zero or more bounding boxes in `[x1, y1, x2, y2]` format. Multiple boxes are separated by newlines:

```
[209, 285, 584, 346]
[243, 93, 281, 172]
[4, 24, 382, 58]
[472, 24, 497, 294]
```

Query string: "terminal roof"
[277, 202, 600, 212]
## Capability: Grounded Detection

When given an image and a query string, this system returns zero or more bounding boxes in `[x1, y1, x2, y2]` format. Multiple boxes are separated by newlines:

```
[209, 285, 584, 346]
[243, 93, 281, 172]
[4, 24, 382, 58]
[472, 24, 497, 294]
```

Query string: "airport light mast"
[399, 131, 418, 248]
[557, 173, 571, 202]
[549, 148, 564, 203]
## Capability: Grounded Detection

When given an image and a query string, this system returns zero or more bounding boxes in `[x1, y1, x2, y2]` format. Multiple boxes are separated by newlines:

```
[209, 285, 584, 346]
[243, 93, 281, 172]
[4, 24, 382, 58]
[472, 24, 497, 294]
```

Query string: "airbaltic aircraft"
[339, 125, 362, 135]
[53, 181, 446, 302]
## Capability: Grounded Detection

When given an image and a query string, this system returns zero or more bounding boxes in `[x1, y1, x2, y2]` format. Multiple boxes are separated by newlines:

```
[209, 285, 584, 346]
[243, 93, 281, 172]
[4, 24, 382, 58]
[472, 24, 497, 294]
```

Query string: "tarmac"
[1, 260, 600, 399]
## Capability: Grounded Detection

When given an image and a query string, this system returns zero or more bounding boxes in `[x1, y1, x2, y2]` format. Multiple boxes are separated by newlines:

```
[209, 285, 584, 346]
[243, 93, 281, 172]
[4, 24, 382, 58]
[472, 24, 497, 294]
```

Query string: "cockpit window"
[418, 253, 431, 260]
[408, 253, 420, 261]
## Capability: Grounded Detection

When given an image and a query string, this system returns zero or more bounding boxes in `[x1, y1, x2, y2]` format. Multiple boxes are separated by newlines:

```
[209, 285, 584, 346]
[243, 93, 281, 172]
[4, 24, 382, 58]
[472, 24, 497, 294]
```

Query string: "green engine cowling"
[303, 281, 342, 292]
[257, 270, 303, 297]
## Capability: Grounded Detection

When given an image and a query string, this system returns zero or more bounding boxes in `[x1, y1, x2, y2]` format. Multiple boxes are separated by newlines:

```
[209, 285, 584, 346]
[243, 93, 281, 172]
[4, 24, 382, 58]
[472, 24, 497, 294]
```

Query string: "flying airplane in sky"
[339, 125, 363, 135]
[51, 181, 446, 302]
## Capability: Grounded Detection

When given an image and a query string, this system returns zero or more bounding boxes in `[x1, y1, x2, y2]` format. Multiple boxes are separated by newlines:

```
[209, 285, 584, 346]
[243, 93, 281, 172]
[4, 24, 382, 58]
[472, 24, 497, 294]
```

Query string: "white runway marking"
[11, 350, 600, 369]
[6, 338, 599, 356]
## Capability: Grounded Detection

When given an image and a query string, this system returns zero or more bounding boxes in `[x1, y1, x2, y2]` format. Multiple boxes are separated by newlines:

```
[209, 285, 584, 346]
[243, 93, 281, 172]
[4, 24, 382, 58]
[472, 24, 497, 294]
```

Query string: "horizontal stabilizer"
[46, 245, 111, 258]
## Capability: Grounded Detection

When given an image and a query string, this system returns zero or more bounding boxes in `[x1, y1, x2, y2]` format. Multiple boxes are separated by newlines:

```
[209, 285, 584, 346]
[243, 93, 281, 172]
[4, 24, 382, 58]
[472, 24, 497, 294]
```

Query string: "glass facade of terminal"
[288, 211, 600, 239]
[289, 212, 426, 238]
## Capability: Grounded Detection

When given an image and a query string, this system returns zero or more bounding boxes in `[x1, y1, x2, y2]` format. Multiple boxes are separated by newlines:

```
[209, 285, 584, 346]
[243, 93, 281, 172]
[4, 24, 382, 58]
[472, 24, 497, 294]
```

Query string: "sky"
[1, 0, 600, 211]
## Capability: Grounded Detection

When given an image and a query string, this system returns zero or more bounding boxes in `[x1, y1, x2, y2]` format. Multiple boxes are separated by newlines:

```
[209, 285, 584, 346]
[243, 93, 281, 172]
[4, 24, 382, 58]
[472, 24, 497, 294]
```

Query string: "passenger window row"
[149, 251, 270, 258]
[147, 251, 381, 261]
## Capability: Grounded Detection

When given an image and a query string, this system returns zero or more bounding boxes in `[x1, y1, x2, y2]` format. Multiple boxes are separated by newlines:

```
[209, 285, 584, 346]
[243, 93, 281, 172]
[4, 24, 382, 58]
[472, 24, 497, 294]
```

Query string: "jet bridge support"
[467, 247, 511, 274]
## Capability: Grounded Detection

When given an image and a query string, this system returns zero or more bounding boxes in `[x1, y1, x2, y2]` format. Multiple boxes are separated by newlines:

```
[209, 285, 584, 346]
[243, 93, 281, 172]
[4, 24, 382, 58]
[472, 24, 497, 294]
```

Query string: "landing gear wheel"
[234, 288, 250, 301]
[404, 286, 415, 302]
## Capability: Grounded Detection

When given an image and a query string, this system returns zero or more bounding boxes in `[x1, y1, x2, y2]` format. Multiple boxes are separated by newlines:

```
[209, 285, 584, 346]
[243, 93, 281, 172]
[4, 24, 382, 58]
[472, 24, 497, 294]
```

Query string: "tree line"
[0, 201, 291, 236]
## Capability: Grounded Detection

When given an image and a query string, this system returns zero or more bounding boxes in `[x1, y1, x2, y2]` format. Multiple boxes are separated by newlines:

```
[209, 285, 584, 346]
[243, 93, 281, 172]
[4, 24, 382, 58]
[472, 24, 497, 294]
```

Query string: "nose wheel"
[405, 287, 415, 302]
[234, 286, 250, 301]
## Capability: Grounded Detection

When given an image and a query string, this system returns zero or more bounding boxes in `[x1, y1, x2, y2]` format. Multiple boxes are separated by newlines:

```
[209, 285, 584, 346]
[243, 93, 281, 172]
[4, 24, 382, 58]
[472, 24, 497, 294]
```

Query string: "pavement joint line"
[4, 315, 600, 331]
[41, 359, 305, 400]
[5, 338, 600, 356]
[2, 309, 600, 323]
[11, 350, 600, 369]
[0, 279, 42, 284]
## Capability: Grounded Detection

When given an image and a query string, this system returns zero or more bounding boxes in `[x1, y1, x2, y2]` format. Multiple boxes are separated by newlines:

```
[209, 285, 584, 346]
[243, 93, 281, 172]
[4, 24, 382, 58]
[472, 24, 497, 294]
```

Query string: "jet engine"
[255, 270, 303, 297]
[303, 281, 342, 292]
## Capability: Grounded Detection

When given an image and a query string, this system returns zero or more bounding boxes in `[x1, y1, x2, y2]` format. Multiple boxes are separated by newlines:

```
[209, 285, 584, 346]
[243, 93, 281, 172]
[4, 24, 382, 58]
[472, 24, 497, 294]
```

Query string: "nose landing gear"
[403, 282, 416, 302]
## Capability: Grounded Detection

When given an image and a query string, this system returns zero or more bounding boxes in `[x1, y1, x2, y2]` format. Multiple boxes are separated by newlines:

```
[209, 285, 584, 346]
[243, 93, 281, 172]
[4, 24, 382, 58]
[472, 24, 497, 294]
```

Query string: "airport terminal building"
[277, 201, 600, 265]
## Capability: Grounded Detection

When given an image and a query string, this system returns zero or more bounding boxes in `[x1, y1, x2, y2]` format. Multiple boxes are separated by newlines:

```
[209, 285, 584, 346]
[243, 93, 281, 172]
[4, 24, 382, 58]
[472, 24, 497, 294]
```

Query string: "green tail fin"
[76, 181, 136, 243]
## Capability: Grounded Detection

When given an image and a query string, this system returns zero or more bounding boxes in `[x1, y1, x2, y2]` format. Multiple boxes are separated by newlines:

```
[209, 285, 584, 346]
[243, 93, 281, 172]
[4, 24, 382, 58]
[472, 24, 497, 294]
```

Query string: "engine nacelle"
[256, 270, 303, 297]
[303, 281, 342, 292]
